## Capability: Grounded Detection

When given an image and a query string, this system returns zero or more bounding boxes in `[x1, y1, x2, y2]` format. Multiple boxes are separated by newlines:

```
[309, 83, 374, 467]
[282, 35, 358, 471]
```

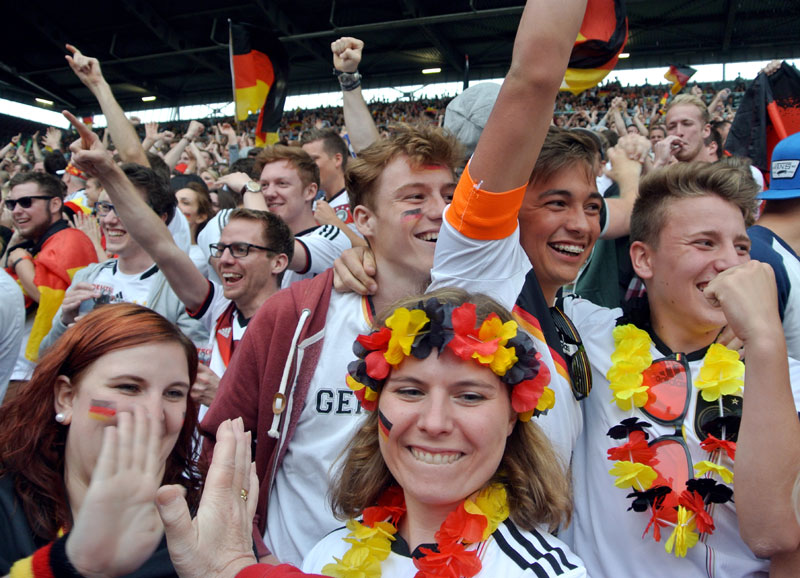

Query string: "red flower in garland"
[679, 490, 715, 534]
[643, 491, 678, 541]
[699, 434, 737, 461]
[358, 327, 392, 379]
[448, 304, 485, 362]
[363, 485, 406, 527]
[414, 542, 482, 578]
[435, 504, 487, 545]
[607, 431, 657, 465]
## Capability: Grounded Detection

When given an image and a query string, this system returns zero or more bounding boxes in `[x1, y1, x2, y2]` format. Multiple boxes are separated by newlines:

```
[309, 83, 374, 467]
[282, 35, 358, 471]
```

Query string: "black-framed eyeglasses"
[550, 305, 592, 400]
[209, 242, 275, 258]
[5, 195, 55, 210]
[94, 201, 117, 216]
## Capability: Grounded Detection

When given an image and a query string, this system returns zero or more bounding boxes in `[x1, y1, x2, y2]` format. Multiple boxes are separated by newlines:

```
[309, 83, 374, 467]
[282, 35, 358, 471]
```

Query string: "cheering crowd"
[2, 0, 800, 576]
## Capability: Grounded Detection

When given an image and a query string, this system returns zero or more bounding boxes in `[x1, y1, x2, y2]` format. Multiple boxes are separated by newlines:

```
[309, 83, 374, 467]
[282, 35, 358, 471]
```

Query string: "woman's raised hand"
[66, 406, 165, 577]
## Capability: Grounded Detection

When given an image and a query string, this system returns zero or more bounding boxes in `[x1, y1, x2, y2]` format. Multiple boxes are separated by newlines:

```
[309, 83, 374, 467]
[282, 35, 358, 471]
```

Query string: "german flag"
[664, 65, 696, 95]
[229, 21, 289, 146]
[7, 224, 97, 361]
[727, 62, 800, 176]
[561, 0, 628, 95]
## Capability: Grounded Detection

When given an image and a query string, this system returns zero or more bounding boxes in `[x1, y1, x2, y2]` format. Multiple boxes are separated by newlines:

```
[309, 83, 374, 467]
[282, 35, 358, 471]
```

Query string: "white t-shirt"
[265, 290, 372, 566]
[303, 519, 587, 578]
[168, 208, 192, 255]
[89, 262, 157, 307]
[0, 270, 25, 401]
[281, 224, 352, 288]
[429, 211, 582, 469]
[564, 296, 800, 577]
[188, 244, 209, 279]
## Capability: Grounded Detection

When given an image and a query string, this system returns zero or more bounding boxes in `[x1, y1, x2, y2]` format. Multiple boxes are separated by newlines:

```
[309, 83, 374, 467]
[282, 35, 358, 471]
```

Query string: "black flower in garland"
[626, 486, 672, 512]
[607, 417, 654, 440]
[686, 478, 733, 505]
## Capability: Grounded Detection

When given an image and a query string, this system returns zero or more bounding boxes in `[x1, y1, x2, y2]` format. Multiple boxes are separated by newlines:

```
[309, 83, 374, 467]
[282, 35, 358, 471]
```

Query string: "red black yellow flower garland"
[346, 298, 553, 421]
[322, 484, 510, 578]
[605, 324, 744, 557]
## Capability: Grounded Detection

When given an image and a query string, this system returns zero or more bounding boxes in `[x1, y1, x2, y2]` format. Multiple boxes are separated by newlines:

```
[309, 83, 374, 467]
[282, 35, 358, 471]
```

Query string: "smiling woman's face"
[377, 348, 515, 514]
[55, 342, 191, 486]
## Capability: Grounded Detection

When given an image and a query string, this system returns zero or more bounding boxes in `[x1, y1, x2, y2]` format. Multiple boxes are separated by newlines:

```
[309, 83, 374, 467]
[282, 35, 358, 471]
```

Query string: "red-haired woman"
[0, 303, 203, 577]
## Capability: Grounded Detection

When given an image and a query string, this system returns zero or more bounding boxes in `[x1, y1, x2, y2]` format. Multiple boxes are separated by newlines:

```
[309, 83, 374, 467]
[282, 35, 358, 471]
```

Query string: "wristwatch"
[241, 180, 260, 195]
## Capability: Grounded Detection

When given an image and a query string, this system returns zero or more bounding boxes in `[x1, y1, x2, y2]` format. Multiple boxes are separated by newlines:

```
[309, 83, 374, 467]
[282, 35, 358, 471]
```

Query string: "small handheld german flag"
[229, 21, 289, 146]
[561, 0, 628, 95]
[664, 65, 697, 95]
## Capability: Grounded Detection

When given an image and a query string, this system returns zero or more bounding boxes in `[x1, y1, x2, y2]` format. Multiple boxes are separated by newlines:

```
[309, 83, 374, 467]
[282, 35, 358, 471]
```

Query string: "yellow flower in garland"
[475, 317, 519, 373]
[609, 460, 658, 491]
[536, 386, 556, 412]
[322, 544, 383, 578]
[610, 325, 653, 369]
[607, 325, 653, 410]
[464, 484, 510, 540]
[694, 460, 734, 484]
[694, 343, 744, 402]
[608, 372, 650, 411]
[665, 506, 699, 557]
[384, 308, 429, 365]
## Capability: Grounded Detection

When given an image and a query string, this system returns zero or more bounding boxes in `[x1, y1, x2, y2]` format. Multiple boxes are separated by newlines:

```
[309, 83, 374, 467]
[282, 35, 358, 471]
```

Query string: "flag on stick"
[664, 65, 696, 95]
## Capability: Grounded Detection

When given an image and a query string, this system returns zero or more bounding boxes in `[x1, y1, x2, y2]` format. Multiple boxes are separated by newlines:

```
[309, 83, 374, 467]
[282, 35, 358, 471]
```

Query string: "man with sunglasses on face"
[2, 171, 96, 390]
[61, 113, 294, 414]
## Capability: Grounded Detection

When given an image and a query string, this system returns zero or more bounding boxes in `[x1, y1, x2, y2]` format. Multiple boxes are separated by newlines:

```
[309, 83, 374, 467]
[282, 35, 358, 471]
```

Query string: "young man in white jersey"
[432, 122, 800, 573]
[200, 124, 462, 566]
[63, 114, 293, 415]
[39, 163, 208, 354]
[205, 146, 352, 288]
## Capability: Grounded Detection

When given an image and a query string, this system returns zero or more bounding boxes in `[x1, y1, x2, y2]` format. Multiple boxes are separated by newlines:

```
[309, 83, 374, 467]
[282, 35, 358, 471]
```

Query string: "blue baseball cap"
[760, 131, 800, 200]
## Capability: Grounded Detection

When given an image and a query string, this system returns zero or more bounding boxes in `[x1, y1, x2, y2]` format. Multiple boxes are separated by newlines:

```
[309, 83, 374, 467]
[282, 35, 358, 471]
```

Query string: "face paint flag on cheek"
[89, 399, 117, 422]
[401, 208, 422, 222]
[378, 410, 393, 441]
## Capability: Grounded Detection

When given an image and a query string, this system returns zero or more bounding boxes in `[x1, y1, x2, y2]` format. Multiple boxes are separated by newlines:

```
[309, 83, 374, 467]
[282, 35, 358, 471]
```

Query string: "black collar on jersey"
[326, 187, 348, 204]
[110, 261, 160, 280]
[618, 295, 711, 362]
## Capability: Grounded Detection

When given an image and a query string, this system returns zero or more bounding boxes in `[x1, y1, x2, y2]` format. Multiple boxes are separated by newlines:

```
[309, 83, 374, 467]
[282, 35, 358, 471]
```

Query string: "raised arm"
[331, 37, 380, 153]
[706, 261, 800, 557]
[65, 44, 149, 167]
[64, 112, 209, 312]
[164, 121, 205, 170]
[602, 133, 649, 239]
[468, 0, 587, 192]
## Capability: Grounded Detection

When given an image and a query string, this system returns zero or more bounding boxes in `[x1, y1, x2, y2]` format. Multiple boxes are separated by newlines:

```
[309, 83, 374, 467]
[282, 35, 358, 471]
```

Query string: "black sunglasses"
[5, 195, 55, 210]
[550, 305, 592, 400]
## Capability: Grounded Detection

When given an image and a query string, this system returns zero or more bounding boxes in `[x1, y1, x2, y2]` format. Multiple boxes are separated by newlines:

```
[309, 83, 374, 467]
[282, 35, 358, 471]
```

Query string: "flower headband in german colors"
[346, 298, 554, 421]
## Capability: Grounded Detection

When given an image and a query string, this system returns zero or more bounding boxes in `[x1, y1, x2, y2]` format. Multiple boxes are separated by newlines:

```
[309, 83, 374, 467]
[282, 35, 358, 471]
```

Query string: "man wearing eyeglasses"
[39, 164, 208, 358]
[2, 171, 96, 389]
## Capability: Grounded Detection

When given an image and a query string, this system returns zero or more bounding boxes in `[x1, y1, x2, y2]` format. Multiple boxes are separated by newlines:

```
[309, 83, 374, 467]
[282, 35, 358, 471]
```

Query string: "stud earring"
[55, 413, 66, 423]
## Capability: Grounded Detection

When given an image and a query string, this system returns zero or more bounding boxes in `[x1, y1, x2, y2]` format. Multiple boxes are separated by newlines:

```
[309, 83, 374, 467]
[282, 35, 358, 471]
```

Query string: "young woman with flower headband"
[301, 289, 586, 578]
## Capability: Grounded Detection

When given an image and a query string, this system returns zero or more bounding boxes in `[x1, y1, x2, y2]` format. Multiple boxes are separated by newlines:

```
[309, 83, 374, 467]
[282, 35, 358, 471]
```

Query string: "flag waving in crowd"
[561, 0, 628, 95]
[664, 64, 697, 95]
[229, 21, 289, 146]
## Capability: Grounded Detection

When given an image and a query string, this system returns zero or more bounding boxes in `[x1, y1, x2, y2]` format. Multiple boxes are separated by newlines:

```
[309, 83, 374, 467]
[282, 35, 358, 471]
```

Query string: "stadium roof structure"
[3, 0, 799, 116]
